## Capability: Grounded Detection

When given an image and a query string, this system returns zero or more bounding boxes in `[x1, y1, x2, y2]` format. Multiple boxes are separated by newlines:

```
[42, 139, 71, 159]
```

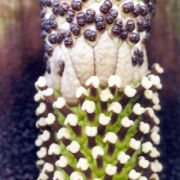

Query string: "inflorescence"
[35, 63, 163, 180]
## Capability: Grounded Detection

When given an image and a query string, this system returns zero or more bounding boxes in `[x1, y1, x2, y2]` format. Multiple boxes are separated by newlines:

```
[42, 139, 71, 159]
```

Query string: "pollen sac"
[59, 2, 69, 16]
[133, 4, 143, 16]
[125, 19, 135, 32]
[84, 29, 97, 41]
[111, 18, 123, 36]
[129, 32, 140, 44]
[48, 33, 58, 44]
[95, 15, 106, 31]
[119, 28, 128, 40]
[132, 48, 144, 66]
[105, 9, 118, 24]
[40, 0, 51, 6]
[141, 5, 149, 16]
[76, 12, 86, 26]
[64, 36, 73, 47]
[58, 60, 65, 76]
[100, 0, 112, 14]
[86, 9, 96, 24]
[52, 0, 60, 15]
[122, 2, 134, 14]
[70, 23, 81, 36]
[66, 10, 75, 23]
[71, 0, 82, 11]
[44, 43, 53, 56]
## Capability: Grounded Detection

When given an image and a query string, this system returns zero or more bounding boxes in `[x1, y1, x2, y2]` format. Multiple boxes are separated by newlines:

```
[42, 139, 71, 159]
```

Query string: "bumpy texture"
[35, 63, 164, 180]
[40, 0, 156, 104]
[36, 0, 163, 179]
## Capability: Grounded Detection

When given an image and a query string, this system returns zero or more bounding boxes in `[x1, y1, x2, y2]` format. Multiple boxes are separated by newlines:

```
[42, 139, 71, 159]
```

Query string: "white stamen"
[129, 138, 141, 150]
[128, 169, 141, 180]
[103, 132, 118, 144]
[53, 170, 65, 180]
[48, 143, 61, 156]
[77, 158, 89, 171]
[92, 146, 104, 159]
[150, 173, 160, 180]
[36, 102, 46, 116]
[85, 126, 97, 137]
[148, 75, 161, 88]
[100, 89, 113, 102]
[108, 75, 121, 88]
[151, 160, 163, 173]
[34, 91, 44, 102]
[53, 97, 66, 109]
[139, 176, 148, 180]
[81, 100, 96, 113]
[35, 135, 43, 147]
[151, 131, 160, 145]
[35, 76, 47, 88]
[139, 122, 150, 134]
[38, 172, 48, 180]
[108, 102, 122, 114]
[41, 130, 50, 142]
[36, 160, 44, 167]
[118, 151, 130, 164]
[42, 88, 53, 97]
[152, 93, 160, 105]
[105, 164, 117, 176]
[37, 147, 47, 159]
[133, 103, 145, 115]
[70, 171, 84, 180]
[67, 141, 80, 154]
[45, 113, 56, 125]
[142, 141, 153, 153]
[85, 76, 100, 88]
[124, 85, 137, 98]
[76, 86, 89, 98]
[43, 162, 54, 173]
[121, 117, 134, 128]
[138, 156, 149, 169]
[57, 128, 70, 139]
[98, 113, 111, 126]
[36, 117, 46, 128]
[64, 114, 78, 126]
[144, 89, 153, 99]
[153, 63, 164, 74]
[55, 156, 68, 168]
[141, 77, 152, 89]
[150, 147, 160, 158]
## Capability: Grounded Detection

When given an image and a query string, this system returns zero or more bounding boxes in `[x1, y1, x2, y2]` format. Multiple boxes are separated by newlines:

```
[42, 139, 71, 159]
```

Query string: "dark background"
[0, 0, 179, 179]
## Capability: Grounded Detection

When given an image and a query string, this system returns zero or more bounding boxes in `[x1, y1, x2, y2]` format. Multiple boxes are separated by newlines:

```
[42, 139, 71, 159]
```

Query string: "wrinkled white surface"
[94, 31, 118, 86]
[71, 37, 94, 85]
[43, 0, 149, 104]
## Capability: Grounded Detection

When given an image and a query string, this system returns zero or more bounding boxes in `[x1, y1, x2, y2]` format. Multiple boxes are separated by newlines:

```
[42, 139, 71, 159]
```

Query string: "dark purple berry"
[95, 15, 106, 31]
[129, 32, 140, 43]
[100, 0, 112, 14]
[66, 10, 75, 22]
[71, 0, 82, 11]
[122, 2, 134, 13]
[126, 19, 135, 32]
[84, 29, 97, 41]
[105, 9, 118, 24]
[86, 9, 96, 23]
[76, 12, 86, 26]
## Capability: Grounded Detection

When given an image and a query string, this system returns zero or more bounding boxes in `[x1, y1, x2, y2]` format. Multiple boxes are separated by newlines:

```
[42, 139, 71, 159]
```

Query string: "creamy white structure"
[41, 1, 149, 104]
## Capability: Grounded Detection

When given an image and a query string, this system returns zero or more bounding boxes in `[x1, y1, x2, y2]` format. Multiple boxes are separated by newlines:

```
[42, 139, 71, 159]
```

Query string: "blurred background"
[0, 0, 179, 179]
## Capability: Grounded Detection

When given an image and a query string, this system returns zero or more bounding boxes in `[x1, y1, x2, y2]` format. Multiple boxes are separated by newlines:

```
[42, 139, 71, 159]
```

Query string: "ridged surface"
[39, 0, 156, 104]
[35, 64, 163, 180]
